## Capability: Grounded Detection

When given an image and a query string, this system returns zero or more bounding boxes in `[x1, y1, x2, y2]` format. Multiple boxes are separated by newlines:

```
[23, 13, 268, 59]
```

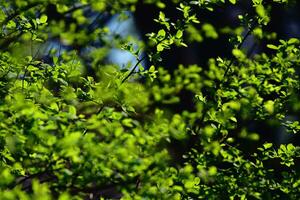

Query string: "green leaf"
[39, 14, 48, 23]
[53, 56, 58, 64]
[122, 118, 134, 127]
[287, 144, 295, 151]
[176, 30, 183, 39]
[230, 116, 237, 123]
[158, 29, 166, 37]
[157, 43, 164, 52]
[149, 65, 156, 72]
[180, 42, 188, 47]
[267, 44, 278, 50]
[264, 100, 274, 114]
[50, 102, 59, 112]
[263, 143, 273, 149]
[256, 4, 265, 18]
[69, 105, 77, 116]
[232, 49, 245, 59]
[195, 93, 206, 103]
[287, 38, 299, 44]
[159, 11, 165, 21]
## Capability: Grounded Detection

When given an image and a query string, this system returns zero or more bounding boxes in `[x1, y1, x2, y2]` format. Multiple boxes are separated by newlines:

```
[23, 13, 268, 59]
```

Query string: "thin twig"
[221, 24, 256, 82]
[193, 20, 258, 136]
[121, 55, 147, 84]
[62, 4, 89, 15]
[120, 36, 167, 84]
[0, 2, 41, 27]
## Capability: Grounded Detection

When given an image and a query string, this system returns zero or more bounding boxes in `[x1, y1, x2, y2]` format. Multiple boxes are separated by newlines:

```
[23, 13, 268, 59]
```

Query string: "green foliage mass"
[0, 0, 300, 199]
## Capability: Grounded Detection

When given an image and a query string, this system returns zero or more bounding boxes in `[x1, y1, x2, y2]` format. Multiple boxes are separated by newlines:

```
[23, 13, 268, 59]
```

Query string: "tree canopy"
[0, 0, 300, 199]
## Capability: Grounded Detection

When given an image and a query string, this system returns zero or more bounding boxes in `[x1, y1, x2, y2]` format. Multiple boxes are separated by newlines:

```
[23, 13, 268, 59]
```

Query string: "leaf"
[256, 5, 265, 18]
[158, 29, 166, 38]
[27, 65, 39, 71]
[195, 93, 206, 103]
[149, 65, 155, 72]
[180, 42, 188, 47]
[159, 11, 165, 21]
[122, 118, 134, 127]
[287, 38, 299, 44]
[230, 116, 237, 123]
[176, 30, 183, 39]
[232, 49, 245, 59]
[287, 144, 295, 151]
[204, 125, 215, 137]
[264, 100, 274, 114]
[208, 166, 217, 176]
[69, 105, 77, 116]
[229, 0, 236, 4]
[267, 44, 278, 50]
[126, 106, 136, 113]
[25, 56, 33, 62]
[157, 43, 164, 52]
[263, 143, 273, 149]
[53, 56, 58, 64]
[39, 14, 48, 23]
[190, 1, 200, 5]
[248, 133, 259, 141]
[50, 103, 59, 112]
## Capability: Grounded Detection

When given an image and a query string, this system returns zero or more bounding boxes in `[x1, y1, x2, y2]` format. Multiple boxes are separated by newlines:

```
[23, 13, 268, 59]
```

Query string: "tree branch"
[0, 2, 42, 27]
[121, 55, 147, 84]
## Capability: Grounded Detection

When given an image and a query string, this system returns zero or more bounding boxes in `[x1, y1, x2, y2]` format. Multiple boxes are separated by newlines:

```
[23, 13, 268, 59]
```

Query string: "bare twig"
[121, 55, 147, 84]
[221, 27, 254, 81]
[193, 20, 259, 136]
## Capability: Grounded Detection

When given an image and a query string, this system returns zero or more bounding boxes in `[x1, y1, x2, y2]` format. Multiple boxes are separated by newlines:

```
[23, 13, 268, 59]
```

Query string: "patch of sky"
[106, 11, 146, 70]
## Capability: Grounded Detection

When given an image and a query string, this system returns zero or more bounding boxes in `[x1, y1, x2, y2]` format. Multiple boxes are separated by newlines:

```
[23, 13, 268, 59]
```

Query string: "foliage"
[0, 0, 300, 199]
